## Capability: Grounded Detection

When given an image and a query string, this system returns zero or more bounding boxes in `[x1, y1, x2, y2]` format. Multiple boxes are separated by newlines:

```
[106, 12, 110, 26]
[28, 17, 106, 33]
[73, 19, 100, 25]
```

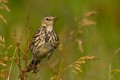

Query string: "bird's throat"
[46, 26, 53, 31]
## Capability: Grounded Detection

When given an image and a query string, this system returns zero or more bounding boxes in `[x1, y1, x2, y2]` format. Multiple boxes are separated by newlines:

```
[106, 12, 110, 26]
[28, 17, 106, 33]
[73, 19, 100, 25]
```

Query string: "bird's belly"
[33, 43, 55, 58]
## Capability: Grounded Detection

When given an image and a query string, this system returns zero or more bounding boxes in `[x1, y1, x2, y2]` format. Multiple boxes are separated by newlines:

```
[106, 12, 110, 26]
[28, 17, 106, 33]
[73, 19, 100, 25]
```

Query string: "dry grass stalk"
[80, 11, 97, 27]
[50, 75, 62, 80]
[50, 56, 97, 80]
[0, 70, 9, 79]
[0, 35, 12, 79]
[0, 14, 7, 23]
[84, 11, 97, 17]
[109, 69, 120, 76]
[13, 29, 27, 80]
[0, 56, 9, 66]
[0, 0, 10, 24]
[62, 56, 98, 73]
[13, 0, 30, 80]
[0, 0, 8, 3]
[76, 39, 84, 52]
[70, 11, 97, 53]
[79, 18, 96, 26]
[0, 3, 10, 12]
[0, 35, 5, 47]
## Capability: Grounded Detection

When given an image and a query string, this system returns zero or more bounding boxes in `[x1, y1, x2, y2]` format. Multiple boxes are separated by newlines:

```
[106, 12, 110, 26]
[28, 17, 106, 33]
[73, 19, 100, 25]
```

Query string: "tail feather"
[26, 59, 41, 73]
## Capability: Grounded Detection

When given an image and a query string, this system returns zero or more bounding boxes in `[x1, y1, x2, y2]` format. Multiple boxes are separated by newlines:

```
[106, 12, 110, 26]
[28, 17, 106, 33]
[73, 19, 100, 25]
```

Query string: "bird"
[26, 16, 59, 73]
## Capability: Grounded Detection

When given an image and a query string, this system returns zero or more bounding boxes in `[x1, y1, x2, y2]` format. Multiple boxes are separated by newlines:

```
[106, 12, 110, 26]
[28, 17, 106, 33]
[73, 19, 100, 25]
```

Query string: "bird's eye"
[46, 18, 49, 21]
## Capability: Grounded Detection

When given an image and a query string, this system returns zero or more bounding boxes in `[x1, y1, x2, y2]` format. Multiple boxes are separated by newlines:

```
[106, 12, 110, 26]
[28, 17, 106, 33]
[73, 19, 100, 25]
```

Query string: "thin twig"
[47, 62, 58, 74]
[26, 0, 30, 52]
[113, 48, 120, 56]
[61, 62, 72, 73]
[7, 47, 17, 80]
[58, 58, 63, 75]
[36, 73, 43, 80]
[108, 64, 111, 80]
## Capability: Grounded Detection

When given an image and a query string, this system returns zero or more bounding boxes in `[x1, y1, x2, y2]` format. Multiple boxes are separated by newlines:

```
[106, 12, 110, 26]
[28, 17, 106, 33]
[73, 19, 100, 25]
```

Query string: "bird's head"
[41, 16, 58, 28]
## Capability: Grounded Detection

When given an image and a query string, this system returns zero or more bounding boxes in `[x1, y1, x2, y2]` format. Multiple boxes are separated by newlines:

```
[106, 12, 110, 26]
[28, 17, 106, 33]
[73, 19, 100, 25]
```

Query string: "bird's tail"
[26, 58, 41, 73]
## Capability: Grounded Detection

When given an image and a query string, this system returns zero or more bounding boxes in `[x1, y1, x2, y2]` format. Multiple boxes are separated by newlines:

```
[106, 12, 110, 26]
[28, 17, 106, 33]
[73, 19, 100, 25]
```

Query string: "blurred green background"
[0, 0, 120, 80]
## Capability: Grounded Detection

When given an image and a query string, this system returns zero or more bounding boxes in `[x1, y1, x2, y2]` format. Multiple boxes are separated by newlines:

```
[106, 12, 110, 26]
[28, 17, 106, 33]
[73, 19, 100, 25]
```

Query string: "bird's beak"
[53, 17, 58, 20]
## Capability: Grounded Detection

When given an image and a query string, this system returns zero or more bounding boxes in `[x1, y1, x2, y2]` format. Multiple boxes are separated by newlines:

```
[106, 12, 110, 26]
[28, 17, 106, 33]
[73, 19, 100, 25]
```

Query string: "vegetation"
[0, 0, 120, 80]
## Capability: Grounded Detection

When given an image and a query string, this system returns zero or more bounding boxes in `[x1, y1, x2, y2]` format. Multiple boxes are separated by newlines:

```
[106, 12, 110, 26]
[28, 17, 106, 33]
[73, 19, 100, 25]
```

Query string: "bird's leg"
[47, 52, 52, 62]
